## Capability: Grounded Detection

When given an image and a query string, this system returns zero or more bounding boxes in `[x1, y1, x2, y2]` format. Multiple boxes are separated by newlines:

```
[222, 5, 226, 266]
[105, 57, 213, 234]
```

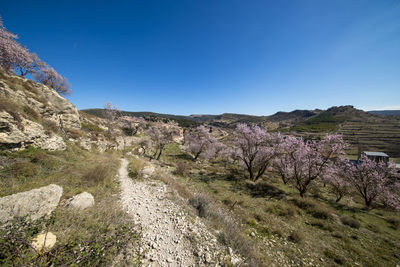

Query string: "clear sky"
[1, 0, 399, 115]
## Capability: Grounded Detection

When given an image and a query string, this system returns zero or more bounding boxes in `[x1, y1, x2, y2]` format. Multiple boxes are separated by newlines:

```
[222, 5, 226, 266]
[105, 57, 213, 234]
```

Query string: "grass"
[0, 144, 142, 265]
[152, 142, 400, 267]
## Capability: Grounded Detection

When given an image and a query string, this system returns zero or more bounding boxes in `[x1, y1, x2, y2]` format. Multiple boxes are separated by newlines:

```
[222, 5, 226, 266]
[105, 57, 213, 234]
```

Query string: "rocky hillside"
[0, 71, 80, 150]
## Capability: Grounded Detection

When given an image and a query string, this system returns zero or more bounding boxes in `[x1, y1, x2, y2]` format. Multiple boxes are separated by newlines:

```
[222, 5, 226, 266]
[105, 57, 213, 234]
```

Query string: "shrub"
[340, 216, 360, 229]
[288, 230, 304, 243]
[22, 105, 40, 121]
[10, 161, 40, 177]
[42, 119, 59, 134]
[128, 158, 146, 179]
[82, 162, 112, 186]
[324, 249, 345, 265]
[189, 194, 210, 218]
[267, 202, 297, 218]
[81, 122, 103, 133]
[292, 197, 332, 219]
[386, 217, 400, 230]
[65, 128, 83, 139]
[174, 161, 190, 176]
[31, 152, 60, 170]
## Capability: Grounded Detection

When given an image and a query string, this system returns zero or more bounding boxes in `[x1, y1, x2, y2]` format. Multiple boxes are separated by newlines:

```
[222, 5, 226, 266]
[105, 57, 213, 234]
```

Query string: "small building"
[361, 151, 389, 164]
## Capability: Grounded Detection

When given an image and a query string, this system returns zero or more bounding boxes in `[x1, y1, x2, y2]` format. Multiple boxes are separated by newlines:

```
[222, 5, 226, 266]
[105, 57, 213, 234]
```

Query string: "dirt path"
[118, 158, 237, 266]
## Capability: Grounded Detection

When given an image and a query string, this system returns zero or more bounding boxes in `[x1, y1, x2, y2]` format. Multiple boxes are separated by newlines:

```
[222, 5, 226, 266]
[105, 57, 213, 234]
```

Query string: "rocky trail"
[118, 158, 239, 266]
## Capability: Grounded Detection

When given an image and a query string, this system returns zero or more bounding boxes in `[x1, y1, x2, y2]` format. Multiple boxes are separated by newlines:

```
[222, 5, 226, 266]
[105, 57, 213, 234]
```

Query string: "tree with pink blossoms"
[323, 158, 352, 203]
[233, 123, 277, 181]
[1, 17, 71, 95]
[148, 121, 180, 160]
[347, 155, 399, 208]
[279, 134, 347, 197]
[183, 125, 218, 161]
[33, 66, 71, 95]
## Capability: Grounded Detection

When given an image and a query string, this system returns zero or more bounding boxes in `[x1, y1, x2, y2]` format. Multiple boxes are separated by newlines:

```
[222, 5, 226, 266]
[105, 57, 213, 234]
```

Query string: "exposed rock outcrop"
[0, 71, 80, 150]
[0, 184, 63, 224]
[0, 111, 66, 150]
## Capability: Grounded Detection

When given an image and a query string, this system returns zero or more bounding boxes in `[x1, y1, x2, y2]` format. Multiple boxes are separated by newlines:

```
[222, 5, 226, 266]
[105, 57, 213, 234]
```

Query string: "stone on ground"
[64, 192, 94, 210]
[0, 184, 63, 224]
[31, 232, 57, 251]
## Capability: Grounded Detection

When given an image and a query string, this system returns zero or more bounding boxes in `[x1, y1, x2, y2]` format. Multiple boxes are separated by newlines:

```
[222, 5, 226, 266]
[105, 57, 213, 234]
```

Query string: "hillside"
[83, 106, 400, 157]
[368, 110, 400, 116]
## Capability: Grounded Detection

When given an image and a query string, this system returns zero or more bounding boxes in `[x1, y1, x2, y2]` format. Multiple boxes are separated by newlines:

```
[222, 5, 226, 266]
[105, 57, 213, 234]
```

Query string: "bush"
[386, 217, 400, 230]
[42, 119, 59, 134]
[81, 122, 103, 133]
[324, 249, 345, 265]
[288, 230, 304, 243]
[10, 161, 40, 177]
[292, 197, 332, 219]
[23, 105, 40, 122]
[266, 202, 297, 218]
[189, 194, 210, 218]
[31, 152, 60, 170]
[65, 128, 83, 139]
[174, 161, 190, 176]
[128, 158, 146, 179]
[82, 162, 112, 186]
[340, 216, 360, 229]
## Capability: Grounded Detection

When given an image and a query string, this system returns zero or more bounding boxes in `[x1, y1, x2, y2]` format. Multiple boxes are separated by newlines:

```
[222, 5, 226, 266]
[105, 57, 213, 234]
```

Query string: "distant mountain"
[368, 110, 400, 116]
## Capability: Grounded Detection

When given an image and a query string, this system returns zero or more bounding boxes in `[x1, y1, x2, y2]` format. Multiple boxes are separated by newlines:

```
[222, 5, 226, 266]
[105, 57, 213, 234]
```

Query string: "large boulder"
[64, 192, 95, 210]
[0, 184, 63, 224]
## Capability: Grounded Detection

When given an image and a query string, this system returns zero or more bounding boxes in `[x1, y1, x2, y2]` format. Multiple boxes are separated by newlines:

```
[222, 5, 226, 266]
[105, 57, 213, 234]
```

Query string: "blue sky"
[1, 0, 399, 115]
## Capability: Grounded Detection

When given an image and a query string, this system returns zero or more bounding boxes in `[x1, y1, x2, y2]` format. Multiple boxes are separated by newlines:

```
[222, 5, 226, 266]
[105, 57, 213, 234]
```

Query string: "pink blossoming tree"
[183, 125, 218, 161]
[233, 123, 277, 181]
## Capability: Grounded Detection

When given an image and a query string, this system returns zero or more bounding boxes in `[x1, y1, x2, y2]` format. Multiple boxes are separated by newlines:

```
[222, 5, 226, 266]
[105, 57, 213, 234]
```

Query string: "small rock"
[31, 232, 57, 251]
[64, 192, 94, 210]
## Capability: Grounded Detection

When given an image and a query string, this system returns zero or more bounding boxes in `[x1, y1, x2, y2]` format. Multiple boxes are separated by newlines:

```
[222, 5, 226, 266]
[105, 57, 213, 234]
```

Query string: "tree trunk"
[156, 149, 162, 160]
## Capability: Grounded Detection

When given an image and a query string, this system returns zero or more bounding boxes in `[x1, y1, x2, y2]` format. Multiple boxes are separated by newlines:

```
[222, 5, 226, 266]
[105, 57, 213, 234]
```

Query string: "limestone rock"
[0, 111, 66, 150]
[0, 73, 80, 130]
[31, 232, 57, 251]
[64, 192, 94, 210]
[140, 165, 155, 179]
[0, 184, 63, 224]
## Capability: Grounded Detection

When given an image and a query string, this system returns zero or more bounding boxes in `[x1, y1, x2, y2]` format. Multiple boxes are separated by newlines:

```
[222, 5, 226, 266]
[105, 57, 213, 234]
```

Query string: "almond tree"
[1, 17, 71, 95]
[347, 155, 399, 208]
[0, 18, 33, 75]
[280, 134, 347, 197]
[233, 123, 277, 181]
[323, 158, 351, 202]
[148, 121, 180, 160]
[183, 125, 218, 161]
[104, 102, 119, 135]
[120, 116, 146, 136]
[33, 66, 71, 95]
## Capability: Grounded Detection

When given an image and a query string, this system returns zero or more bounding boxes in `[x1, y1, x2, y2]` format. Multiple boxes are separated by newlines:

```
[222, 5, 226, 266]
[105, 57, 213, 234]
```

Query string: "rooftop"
[362, 151, 389, 157]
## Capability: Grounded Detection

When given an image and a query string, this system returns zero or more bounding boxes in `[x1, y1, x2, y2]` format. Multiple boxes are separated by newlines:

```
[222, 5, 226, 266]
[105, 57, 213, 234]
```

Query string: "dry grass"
[150, 166, 262, 266]
[0, 144, 141, 265]
[128, 157, 147, 179]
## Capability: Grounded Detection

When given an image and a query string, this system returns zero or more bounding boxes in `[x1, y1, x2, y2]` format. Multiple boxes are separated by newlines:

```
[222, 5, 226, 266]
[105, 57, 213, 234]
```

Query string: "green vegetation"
[153, 142, 400, 266]
[81, 122, 104, 133]
[291, 113, 344, 132]
[0, 144, 141, 265]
